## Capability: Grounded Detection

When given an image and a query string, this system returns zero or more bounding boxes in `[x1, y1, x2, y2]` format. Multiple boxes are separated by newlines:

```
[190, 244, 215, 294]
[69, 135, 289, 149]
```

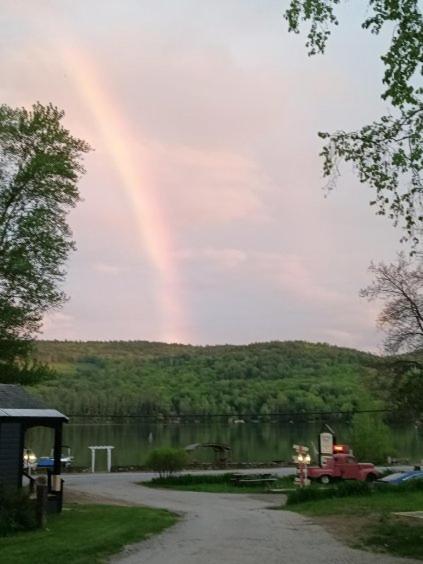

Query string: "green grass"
[0, 504, 177, 564]
[287, 488, 423, 559]
[363, 520, 423, 560]
[289, 490, 423, 516]
[143, 473, 295, 493]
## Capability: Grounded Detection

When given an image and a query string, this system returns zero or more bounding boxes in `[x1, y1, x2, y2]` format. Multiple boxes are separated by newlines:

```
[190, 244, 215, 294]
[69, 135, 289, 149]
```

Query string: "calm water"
[26, 421, 423, 470]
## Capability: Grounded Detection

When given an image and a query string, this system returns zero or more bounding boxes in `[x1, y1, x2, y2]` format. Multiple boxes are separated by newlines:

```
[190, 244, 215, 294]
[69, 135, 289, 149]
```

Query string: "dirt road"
[65, 473, 419, 564]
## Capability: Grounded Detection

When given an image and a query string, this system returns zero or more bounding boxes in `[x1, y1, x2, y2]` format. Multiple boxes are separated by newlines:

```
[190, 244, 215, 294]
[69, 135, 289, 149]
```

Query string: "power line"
[66, 407, 397, 419]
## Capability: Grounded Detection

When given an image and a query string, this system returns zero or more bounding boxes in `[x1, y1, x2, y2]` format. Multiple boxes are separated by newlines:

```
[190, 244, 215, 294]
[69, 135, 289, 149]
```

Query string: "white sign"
[319, 432, 334, 455]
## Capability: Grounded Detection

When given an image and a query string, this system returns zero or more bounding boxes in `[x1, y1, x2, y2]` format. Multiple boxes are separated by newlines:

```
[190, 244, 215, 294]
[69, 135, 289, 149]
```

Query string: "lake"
[26, 420, 423, 470]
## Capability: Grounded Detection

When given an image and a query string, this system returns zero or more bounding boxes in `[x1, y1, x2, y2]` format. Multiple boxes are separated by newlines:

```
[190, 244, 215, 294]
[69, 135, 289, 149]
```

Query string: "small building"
[0, 384, 68, 512]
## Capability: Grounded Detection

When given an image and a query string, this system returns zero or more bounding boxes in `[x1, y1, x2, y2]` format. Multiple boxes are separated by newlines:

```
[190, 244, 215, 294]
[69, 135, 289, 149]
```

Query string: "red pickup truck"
[308, 454, 380, 484]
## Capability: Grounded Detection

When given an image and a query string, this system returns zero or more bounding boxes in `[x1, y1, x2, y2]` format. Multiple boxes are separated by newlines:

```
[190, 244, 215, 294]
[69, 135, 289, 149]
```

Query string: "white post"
[89, 446, 114, 473]
[107, 447, 112, 472]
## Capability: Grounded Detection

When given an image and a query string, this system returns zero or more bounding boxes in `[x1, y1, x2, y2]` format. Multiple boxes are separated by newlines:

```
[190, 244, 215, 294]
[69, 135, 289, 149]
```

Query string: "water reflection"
[26, 421, 423, 470]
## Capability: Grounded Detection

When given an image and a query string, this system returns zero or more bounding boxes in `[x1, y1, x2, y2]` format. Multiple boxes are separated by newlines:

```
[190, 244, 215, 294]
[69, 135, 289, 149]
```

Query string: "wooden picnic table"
[230, 473, 278, 486]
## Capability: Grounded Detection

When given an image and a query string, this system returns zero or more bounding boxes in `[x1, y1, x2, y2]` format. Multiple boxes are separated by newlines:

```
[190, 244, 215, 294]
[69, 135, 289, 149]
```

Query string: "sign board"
[319, 432, 334, 455]
[293, 444, 309, 452]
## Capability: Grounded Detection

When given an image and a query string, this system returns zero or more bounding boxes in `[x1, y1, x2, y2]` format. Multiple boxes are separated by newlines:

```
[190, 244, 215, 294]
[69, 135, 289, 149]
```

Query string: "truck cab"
[308, 453, 379, 483]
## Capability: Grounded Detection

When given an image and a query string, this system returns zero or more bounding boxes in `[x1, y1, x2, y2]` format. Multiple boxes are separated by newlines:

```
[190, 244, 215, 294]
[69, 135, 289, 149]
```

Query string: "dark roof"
[0, 385, 68, 421]
[0, 385, 47, 409]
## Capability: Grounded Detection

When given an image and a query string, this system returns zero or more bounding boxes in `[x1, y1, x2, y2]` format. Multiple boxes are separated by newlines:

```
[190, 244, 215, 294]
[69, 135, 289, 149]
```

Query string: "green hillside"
[29, 340, 383, 418]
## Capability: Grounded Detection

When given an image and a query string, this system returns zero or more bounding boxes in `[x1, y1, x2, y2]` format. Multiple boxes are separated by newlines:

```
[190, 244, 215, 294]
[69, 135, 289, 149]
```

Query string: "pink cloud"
[149, 143, 273, 225]
[0, 1, 400, 349]
[177, 247, 248, 269]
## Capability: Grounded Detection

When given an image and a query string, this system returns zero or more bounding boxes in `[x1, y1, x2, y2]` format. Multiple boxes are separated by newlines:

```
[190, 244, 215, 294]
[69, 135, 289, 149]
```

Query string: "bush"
[0, 488, 36, 536]
[146, 448, 188, 478]
[336, 480, 372, 497]
[396, 478, 423, 493]
[150, 473, 233, 486]
[286, 480, 372, 505]
[286, 486, 336, 505]
[286, 475, 423, 506]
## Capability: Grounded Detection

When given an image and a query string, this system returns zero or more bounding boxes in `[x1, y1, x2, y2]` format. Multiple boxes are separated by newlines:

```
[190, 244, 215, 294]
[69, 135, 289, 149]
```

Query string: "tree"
[360, 255, 423, 353]
[285, 1, 423, 244]
[361, 255, 423, 417]
[384, 361, 423, 419]
[349, 412, 393, 463]
[0, 103, 90, 380]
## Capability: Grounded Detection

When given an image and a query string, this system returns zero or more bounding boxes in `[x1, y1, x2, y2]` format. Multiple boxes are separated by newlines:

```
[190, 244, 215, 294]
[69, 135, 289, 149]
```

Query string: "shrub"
[286, 486, 335, 505]
[0, 487, 36, 536]
[286, 480, 372, 505]
[146, 448, 188, 478]
[336, 480, 372, 497]
[396, 478, 423, 493]
[150, 473, 232, 486]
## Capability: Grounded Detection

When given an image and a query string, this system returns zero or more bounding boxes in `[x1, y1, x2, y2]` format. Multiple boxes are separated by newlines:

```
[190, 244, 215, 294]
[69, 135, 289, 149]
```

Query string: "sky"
[0, 0, 403, 350]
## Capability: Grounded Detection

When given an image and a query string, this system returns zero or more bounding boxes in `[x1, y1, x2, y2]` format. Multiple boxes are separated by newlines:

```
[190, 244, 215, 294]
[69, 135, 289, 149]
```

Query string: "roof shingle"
[0, 384, 48, 409]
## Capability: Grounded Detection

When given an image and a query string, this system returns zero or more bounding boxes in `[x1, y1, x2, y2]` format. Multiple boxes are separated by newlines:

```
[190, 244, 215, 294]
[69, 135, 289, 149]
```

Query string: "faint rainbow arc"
[61, 46, 188, 343]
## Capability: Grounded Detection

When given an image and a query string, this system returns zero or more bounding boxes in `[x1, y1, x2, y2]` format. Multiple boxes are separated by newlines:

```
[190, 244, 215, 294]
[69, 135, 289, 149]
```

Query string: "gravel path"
[65, 472, 419, 564]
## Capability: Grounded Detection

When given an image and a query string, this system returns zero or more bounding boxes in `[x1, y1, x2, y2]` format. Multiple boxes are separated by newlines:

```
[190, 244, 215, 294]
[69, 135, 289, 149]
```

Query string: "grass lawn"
[287, 489, 423, 560]
[0, 504, 177, 564]
[289, 489, 423, 516]
[143, 473, 294, 493]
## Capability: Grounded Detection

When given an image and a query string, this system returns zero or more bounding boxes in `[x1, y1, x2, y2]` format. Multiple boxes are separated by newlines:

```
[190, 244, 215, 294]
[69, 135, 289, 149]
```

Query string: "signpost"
[293, 444, 311, 487]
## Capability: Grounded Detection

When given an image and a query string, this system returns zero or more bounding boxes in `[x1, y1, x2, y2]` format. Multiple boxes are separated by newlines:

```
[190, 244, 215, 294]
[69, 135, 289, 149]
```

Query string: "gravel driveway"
[65, 472, 419, 564]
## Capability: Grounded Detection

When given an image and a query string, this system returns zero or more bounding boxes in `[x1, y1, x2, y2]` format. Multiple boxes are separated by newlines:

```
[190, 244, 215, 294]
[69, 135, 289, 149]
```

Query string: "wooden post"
[53, 423, 62, 475]
[35, 479, 48, 529]
[58, 479, 64, 512]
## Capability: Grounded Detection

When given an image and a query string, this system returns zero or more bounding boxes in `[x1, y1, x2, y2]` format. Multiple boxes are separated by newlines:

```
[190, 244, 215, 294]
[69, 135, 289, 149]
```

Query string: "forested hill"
[31, 340, 381, 417]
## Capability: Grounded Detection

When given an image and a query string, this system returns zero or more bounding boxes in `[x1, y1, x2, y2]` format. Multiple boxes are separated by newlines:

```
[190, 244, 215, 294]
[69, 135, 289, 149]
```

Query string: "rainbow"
[61, 46, 189, 343]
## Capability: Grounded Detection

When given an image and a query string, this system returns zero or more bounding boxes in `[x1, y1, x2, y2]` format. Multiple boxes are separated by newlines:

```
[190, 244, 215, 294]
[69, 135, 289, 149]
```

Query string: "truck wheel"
[319, 475, 331, 485]
[366, 474, 376, 482]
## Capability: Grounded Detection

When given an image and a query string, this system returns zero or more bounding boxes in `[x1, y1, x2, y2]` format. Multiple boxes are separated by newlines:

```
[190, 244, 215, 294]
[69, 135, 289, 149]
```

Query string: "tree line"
[29, 340, 382, 418]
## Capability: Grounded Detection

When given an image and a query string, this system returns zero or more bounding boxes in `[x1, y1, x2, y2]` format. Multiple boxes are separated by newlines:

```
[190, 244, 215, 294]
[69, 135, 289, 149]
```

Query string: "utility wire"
[67, 407, 399, 419]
